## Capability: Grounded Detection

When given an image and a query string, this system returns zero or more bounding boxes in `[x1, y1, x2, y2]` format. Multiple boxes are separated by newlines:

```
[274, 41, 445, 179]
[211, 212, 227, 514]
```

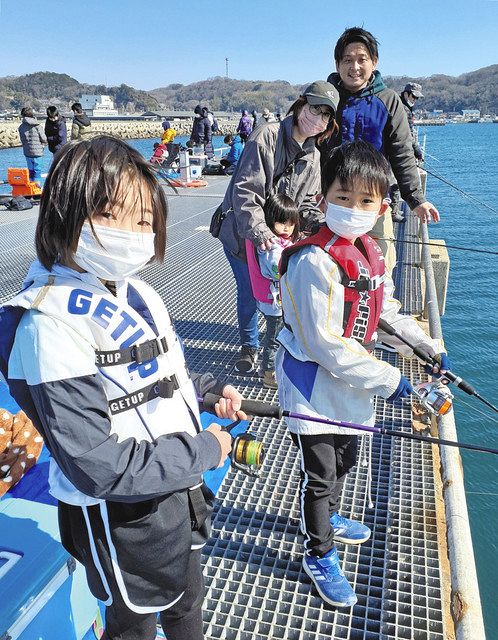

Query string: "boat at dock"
[0, 171, 487, 639]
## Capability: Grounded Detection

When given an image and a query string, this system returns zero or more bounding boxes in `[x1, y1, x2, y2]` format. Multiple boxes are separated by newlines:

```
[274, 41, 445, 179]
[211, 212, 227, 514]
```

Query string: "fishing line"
[425, 165, 498, 215]
[388, 237, 498, 257]
[451, 395, 498, 427]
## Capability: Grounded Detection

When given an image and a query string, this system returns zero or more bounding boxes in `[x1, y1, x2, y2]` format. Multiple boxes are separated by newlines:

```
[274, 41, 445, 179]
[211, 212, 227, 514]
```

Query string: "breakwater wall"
[0, 119, 238, 149]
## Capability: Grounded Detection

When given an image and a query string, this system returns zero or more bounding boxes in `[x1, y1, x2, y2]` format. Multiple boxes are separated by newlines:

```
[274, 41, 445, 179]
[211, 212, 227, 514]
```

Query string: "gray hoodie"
[219, 115, 323, 260]
[18, 117, 47, 157]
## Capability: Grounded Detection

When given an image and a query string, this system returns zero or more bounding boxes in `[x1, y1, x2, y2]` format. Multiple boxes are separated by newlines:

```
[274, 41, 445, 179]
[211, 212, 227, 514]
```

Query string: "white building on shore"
[80, 95, 118, 117]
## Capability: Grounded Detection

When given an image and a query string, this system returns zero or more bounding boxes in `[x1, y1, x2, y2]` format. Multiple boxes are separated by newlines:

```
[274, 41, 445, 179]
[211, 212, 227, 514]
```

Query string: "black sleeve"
[382, 91, 426, 210]
[27, 374, 221, 502]
[191, 372, 226, 399]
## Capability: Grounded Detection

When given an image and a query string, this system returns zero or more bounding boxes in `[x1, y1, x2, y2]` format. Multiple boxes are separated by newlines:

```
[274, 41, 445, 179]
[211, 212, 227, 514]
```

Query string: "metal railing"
[420, 219, 486, 639]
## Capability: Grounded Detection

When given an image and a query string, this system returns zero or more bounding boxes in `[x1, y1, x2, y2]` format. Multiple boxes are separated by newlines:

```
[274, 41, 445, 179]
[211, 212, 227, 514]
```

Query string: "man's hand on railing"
[413, 201, 440, 223]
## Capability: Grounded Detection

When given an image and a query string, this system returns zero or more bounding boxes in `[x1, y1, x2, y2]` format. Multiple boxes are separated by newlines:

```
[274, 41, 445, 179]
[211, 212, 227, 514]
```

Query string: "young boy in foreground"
[276, 140, 449, 607]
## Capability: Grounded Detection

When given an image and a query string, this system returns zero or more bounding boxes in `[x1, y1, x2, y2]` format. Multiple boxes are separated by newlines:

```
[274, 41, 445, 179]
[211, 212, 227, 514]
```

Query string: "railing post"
[420, 221, 486, 639]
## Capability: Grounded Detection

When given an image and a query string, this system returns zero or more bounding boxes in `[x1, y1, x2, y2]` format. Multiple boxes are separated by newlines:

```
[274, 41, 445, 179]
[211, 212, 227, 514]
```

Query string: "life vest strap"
[108, 374, 180, 415]
[95, 336, 169, 367]
[345, 274, 385, 291]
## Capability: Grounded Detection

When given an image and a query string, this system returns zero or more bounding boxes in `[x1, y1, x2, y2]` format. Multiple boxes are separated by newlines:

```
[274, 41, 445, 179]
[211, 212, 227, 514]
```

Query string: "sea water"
[0, 124, 497, 635]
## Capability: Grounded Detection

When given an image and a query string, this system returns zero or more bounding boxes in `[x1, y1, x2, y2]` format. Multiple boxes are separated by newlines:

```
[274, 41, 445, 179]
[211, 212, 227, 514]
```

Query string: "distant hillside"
[0, 71, 159, 112]
[1, 65, 497, 115]
[149, 77, 303, 113]
[383, 64, 498, 114]
[151, 65, 498, 114]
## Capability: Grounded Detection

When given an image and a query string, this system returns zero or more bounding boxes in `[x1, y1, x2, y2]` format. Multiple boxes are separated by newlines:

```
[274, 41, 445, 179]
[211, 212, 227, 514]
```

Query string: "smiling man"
[320, 27, 439, 226]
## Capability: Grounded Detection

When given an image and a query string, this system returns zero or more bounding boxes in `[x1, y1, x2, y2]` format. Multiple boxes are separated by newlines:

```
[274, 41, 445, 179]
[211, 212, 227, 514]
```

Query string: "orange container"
[7, 167, 42, 198]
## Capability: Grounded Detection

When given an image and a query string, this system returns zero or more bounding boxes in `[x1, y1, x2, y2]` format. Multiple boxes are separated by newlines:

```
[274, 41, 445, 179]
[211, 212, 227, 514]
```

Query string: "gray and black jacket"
[18, 117, 47, 157]
[218, 115, 323, 261]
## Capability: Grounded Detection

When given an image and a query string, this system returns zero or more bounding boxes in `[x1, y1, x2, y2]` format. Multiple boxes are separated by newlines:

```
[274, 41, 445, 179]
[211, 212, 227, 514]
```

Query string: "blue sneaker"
[303, 547, 357, 607]
[330, 512, 371, 544]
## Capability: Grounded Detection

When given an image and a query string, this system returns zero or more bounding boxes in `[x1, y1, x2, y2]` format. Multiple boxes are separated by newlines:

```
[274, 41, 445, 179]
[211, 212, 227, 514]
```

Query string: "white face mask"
[325, 202, 378, 240]
[73, 223, 156, 281]
[407, 98, 416, 108]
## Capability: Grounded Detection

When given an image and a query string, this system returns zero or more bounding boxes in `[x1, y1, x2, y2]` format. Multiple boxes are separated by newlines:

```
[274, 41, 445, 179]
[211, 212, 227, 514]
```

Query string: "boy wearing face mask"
[276, 140, 449, 608]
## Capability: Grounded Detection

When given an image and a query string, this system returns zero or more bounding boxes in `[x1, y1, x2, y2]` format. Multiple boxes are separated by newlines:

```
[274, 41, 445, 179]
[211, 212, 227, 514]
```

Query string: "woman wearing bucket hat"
[215, 81, 339, 377]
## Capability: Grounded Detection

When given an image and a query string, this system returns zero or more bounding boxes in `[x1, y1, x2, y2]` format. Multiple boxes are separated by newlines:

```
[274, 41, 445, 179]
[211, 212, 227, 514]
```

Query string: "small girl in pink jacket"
[245, 193, 299, 388]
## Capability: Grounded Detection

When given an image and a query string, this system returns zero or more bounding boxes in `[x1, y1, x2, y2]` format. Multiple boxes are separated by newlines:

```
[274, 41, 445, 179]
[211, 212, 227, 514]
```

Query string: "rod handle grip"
[202, 393, 280, 419]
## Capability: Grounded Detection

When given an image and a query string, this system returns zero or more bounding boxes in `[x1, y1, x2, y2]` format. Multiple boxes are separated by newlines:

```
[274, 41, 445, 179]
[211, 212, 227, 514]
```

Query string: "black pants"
[101, 548, 204, 640]
[291, 432, 358, 556]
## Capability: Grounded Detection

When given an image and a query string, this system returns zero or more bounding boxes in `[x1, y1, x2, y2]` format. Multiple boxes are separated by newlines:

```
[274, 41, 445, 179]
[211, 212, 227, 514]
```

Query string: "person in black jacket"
[44, 106, 67, 154]
[189, 105, 212, 148]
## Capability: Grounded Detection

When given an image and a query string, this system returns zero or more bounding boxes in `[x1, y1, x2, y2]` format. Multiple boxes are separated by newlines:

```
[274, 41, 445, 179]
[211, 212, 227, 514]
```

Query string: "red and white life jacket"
[279, 225, 385, 345]
[246, 236, 292, 304]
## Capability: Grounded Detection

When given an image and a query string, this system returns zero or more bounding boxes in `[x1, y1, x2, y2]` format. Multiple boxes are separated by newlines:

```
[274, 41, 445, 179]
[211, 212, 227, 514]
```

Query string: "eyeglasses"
[308, 103, 334, 122]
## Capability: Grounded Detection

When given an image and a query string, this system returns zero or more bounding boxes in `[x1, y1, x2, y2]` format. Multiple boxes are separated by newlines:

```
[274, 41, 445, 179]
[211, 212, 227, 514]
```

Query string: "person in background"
[220, 134, 244, 175]
[18, 107, 47, 183]
[161, 119, 177, 145]
[401, 82, 424, 162]
[277, 140, 450, 608]
[0, 135, 246, 640]
[251, 109, 258, 130]
[44, 106, 67, 155]
[70, 102, 93, 141]
[189, 105, 212, 154]
[149, 141, 169, 165]
[207, 110, 219, 134]
[216, 81, 339, 374]
[261, 108, 276, 124]
[236, 109, 253, 141]
[245, 193, 299, 388]
[390, 82, 426, 223]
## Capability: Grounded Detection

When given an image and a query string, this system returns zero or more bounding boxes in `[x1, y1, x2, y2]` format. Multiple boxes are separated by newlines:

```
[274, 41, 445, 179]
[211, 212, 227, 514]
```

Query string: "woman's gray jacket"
[218, 115, 323, 260]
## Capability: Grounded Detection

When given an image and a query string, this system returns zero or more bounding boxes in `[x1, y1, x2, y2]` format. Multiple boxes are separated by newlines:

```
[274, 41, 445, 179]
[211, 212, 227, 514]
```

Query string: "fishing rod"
[202, 394, 498, 457]
[425, 165, 498, 215]
[389, 237, 498, 257]
[378, 319, 498, 415]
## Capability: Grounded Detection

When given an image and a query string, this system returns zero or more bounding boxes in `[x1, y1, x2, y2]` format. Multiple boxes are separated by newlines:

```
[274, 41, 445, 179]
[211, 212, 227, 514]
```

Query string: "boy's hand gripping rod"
[377, 318, 498, 415]
[202, 394, 498, 456]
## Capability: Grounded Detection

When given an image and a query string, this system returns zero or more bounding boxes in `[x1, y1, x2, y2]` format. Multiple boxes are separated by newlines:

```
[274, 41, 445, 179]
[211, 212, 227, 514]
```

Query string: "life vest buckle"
[347, 274, 383, 291]
[131, 337, 168, 363]
[154, 374, 180, 399]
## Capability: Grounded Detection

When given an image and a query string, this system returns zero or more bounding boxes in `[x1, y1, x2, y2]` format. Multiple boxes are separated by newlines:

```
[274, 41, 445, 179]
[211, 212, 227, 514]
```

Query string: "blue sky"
[0, 0, 497, 89]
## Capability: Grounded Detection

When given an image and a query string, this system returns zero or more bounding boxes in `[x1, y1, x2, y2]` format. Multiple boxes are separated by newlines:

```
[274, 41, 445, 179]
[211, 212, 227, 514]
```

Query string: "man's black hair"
[46, 106, 59, 118]
[321, 140, 390, 198]
[71, 102, 83, 113]
[334, 27, 379, 63]
[21, 106, 34, 118]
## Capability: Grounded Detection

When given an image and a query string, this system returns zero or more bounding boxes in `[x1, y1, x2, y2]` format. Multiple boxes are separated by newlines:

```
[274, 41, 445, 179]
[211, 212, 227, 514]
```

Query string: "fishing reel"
[222, 420, 264, 477]
[413, 381, 454, 416]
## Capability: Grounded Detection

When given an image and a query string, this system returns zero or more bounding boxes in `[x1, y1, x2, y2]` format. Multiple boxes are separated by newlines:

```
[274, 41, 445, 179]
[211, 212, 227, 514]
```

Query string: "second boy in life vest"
[276, 141, 450, 609]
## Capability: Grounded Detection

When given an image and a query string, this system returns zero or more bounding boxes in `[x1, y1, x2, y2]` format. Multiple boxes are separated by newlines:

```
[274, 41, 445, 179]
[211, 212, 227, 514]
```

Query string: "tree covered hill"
[0, 71, 159, 112]
[1, 65, 497, 114]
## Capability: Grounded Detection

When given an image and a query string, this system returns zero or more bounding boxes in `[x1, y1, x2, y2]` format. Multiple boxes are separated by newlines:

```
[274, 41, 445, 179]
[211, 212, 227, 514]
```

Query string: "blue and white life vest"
[1, 262, 201, 506]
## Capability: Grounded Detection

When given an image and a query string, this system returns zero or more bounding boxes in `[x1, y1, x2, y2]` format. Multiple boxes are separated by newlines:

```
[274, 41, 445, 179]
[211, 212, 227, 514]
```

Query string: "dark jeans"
[223, 248, 259, 349]
[101, 549, 204, 640]
[291, 432, 358, 556]
[261, 314, 283, 371]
